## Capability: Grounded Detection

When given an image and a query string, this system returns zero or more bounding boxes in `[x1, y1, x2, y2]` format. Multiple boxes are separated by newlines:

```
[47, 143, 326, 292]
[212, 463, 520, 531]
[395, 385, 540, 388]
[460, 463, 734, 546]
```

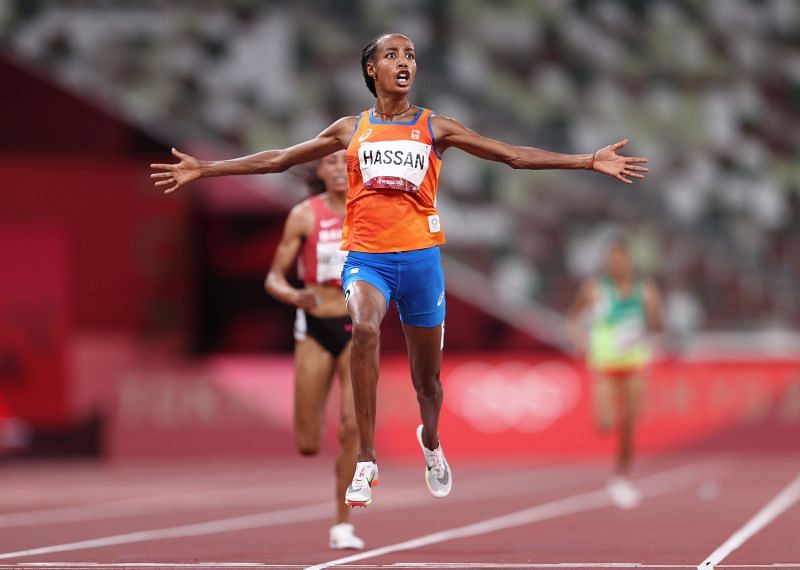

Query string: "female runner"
[568, 234, 663, 509]
[264, 150, 363, 547]
[151, 33, 649, 508]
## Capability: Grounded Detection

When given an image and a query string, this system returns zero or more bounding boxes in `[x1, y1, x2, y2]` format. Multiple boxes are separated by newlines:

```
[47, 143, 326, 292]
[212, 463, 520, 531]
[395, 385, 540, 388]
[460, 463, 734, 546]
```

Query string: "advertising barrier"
[107, 351, 800, 458]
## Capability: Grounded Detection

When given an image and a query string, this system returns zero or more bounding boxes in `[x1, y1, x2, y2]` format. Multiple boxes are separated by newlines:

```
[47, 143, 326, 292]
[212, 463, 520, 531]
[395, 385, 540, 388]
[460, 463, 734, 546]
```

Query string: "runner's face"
[368, 35, 416, 97]
[606, 244, 631, 279]
[317, 150, 348, 195]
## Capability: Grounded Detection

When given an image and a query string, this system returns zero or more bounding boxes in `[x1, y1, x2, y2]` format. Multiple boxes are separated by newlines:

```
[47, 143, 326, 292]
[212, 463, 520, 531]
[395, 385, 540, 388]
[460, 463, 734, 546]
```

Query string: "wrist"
[588, 151, 597, 171]
[196, 161, 208, 178]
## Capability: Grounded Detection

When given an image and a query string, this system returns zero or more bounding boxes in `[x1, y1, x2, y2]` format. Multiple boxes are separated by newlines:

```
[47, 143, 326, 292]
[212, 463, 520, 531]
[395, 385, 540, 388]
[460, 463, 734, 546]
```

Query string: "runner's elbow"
[505, 151, 525, 169]
[258, 151, 289, 174]
[264, 273, 280, 298]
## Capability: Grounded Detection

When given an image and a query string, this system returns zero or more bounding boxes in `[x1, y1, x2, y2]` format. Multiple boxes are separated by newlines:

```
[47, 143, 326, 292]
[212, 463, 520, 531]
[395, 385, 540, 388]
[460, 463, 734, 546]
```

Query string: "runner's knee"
[351, 321, 380, 349]
[594, 413, 614, 433]
[338, 419, 358, 448]
[414, 371, 442, 400]
[295, 432, 322, 456]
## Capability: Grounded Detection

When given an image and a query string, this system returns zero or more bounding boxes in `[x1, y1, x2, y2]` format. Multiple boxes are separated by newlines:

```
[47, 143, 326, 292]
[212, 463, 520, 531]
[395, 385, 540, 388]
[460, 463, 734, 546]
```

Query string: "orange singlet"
[342, 107, 444, 253]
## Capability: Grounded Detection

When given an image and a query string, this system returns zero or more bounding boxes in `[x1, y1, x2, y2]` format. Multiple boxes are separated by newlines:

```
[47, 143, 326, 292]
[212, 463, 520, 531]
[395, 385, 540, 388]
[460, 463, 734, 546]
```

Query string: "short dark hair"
[302, 160, 325, 195]
[606, 229, 631, 253]
[288, 161, 325, 195]
[360, 34, 386, 98]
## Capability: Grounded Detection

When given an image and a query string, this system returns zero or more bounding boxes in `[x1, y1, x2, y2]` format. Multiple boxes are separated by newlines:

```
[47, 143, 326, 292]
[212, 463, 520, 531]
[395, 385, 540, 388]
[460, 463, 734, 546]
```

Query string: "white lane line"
[12, 565, 302, 568]
[3, 562, 773, 569]
[0, 562, 700, 570]
[0, 562, 694, 570]
[0, 465, 597, 561]
[0, 482, 331, 529]
[697, 471, 800, 569]
[0, 503, 333, 561]
[0, 463, 581, 530]
[0, 562, 800, 570]
[306, 459, 721, 570]
[394, 562, 694, 569]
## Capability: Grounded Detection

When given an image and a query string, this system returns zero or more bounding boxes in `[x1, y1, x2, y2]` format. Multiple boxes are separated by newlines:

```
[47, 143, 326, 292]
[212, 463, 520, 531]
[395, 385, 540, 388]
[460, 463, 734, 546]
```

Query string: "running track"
[0, 453, 797, 569]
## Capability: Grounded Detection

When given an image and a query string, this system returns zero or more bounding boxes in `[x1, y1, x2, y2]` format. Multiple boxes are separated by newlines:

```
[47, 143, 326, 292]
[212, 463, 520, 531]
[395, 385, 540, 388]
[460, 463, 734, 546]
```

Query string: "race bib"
[614, 318, 647, 351]
[316, 240, 346, 283]
[358, 140, 431, 194]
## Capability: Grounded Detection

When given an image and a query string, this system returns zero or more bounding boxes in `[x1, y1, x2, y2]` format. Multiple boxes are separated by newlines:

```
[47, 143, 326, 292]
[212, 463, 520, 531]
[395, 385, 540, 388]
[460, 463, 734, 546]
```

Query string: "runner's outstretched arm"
[432, 116, 648, 184]
[150, 117, 356, 193]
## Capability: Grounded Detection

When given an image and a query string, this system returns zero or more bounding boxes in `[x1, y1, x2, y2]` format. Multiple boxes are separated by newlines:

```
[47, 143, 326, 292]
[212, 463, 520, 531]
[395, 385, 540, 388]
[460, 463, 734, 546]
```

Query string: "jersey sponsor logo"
[358, 139, 431, 195]
[428, 214, 441, 233]
[358, 128, 373, 142]
[319, 218, 339, 228]
[411, 129, 420, 140]
[436, 290, 445, 306]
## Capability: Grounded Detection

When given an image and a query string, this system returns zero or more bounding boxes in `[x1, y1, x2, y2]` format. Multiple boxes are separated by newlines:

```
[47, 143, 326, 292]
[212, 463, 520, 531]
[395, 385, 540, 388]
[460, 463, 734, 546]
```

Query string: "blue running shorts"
[341, 246, 446, 328]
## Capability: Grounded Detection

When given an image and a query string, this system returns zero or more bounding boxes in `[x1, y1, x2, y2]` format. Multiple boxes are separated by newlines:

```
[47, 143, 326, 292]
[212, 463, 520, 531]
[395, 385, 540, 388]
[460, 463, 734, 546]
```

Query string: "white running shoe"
[344, 461, 379, 508]
[329, 523, 364, 550]
[416, 424, 452, 498]
[607, 476, 642, 509]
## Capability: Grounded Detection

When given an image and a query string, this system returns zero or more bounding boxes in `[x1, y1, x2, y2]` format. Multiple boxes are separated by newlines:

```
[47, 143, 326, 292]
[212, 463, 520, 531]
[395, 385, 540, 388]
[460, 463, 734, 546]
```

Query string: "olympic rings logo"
[444, 361, 582, 434]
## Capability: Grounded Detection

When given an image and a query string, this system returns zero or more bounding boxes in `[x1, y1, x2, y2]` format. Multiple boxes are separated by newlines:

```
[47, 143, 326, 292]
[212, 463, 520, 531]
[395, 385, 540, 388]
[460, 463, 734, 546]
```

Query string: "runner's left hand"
[591, 139, 648, 184]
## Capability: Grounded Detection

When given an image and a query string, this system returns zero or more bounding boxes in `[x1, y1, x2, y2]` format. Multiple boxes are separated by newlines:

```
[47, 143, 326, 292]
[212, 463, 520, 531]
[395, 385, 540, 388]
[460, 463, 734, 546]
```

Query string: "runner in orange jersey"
[151, 33, 649, 508]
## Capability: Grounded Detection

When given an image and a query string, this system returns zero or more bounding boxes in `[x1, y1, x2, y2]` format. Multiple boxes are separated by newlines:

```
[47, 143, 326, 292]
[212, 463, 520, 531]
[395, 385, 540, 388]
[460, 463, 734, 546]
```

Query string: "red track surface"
[0, 453, 798, 569]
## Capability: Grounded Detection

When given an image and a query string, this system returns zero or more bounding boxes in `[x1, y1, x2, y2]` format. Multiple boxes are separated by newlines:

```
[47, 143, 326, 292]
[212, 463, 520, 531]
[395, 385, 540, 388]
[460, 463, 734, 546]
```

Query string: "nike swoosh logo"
[430, 466, 449, 486]
[320, 218, 338, 228]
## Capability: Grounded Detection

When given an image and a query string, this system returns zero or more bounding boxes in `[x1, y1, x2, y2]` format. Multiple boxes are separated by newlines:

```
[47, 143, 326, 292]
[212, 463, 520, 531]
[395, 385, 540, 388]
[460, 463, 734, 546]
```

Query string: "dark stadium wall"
[0, 55, 193, 431]
[0, 54, 144, 153]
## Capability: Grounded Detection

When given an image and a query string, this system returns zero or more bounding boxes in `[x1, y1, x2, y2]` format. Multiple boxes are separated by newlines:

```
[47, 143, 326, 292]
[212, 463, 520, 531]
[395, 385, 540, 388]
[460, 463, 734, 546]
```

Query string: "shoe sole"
[329, 539, 365, 550]
[345, 477, 378, 508]
[423, 470, 450, 498]
[416, 425, 451, 499]
[329, 542, 365, 550]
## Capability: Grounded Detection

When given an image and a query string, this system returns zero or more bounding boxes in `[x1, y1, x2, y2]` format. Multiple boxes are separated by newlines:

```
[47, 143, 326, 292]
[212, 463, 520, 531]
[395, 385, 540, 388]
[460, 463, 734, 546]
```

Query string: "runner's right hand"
[293, 289, 320, 311]
[150, 148, 203, 193]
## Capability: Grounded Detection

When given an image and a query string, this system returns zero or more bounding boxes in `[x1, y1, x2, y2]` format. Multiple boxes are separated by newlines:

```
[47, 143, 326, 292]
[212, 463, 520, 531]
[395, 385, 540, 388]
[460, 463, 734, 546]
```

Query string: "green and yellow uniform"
[589, 277, 650, 374]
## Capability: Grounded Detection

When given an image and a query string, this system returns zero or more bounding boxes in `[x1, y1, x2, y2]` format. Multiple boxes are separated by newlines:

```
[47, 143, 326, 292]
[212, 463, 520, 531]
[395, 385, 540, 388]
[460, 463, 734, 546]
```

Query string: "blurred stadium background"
[1, 0, 799, 462]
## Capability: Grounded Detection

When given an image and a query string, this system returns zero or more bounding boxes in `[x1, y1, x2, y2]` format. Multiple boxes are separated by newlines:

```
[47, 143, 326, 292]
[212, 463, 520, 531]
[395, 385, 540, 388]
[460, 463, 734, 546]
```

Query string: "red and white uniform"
[298, 195, 347, 287]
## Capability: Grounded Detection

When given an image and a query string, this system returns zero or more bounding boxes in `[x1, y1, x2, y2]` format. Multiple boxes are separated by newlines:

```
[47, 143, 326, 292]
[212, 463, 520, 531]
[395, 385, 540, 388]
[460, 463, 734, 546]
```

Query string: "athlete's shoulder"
[429, 114, 473, 146]
[431, 111, 471, 125]
[323, 115, 360, 144]
[331, 114, 359, 124]
[583, 277, 603, 299]
[429, 113, 461, 128]
[286, 198, 316, 236]
[642, 277, 661, 298]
